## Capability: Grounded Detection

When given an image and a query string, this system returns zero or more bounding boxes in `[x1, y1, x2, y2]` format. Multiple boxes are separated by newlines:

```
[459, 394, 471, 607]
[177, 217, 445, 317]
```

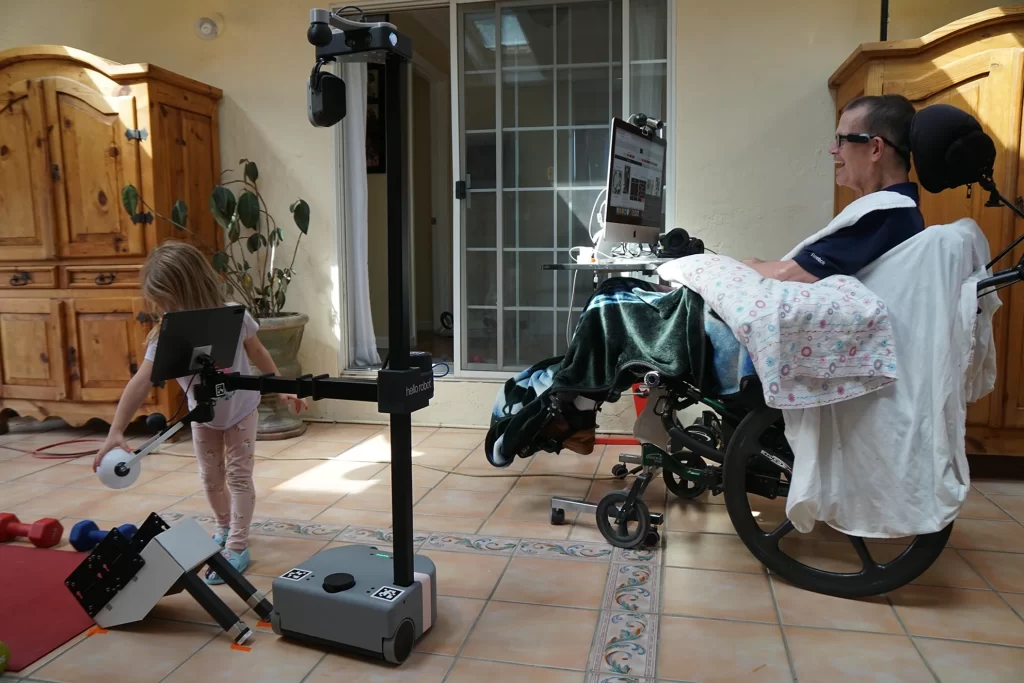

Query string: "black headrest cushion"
[910, 104, 996, 194]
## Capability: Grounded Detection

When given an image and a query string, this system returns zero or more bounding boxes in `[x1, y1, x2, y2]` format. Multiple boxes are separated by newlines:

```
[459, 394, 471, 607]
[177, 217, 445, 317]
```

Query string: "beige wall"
[0, 0, 1005, 430]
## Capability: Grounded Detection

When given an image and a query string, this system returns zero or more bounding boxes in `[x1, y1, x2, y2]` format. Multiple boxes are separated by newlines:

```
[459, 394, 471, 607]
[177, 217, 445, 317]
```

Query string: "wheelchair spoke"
[847, 536, 881, 573]
[767, 519, 794, 545]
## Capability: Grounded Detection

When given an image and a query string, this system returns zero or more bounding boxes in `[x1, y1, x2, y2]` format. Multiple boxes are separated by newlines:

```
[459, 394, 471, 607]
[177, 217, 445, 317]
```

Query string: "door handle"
[94, 272, 117, 285]
[8, 271, 31, 287]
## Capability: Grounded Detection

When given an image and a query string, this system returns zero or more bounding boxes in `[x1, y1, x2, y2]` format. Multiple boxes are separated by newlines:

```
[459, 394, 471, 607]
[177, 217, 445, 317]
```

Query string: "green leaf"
[243, 259, 251, 271]
[228, 223, 241, 243]
[212, 251, 229, 273]
[290, 199, 310, 234]
[275, 289, 286, 311]
[242, 272, 253, 292]
[209, 186, 236, 229]
[237, 191, 260, 229]
[171, 200, 188, 228]
[275, 227, 285, 244]
[246, 233, 263, 253]
[121, 185, 139, 216]
[244, 161, 259, 183]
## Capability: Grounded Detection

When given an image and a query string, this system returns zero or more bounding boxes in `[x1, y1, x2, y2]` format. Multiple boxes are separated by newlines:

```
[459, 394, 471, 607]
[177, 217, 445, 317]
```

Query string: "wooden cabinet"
[0, 46, 222, 430]
[830, 6, 1024, 457]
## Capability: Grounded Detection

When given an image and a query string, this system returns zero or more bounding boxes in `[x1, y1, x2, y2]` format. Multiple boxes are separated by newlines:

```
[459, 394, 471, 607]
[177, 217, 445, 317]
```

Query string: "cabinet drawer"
[0, 266, 58, 290]
[63, 266, 143, 289]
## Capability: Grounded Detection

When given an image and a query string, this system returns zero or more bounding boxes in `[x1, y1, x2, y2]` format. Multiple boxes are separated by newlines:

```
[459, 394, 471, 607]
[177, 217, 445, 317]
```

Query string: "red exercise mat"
[0, 545, 93, 672]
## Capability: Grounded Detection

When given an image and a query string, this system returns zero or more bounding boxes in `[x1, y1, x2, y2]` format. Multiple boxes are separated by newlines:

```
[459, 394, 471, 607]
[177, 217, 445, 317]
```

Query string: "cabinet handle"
[9, 271, 31, 287]
[130, 362, 139, 375]
[136, 311, 157, 324]
[94, 273, 117, 286]
[67, 346, 77, 368]
[51, 164, 60, 181]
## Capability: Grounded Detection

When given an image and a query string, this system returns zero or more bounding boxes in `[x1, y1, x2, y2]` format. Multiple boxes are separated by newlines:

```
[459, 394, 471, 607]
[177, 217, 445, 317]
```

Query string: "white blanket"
[783, 217, 999, 537]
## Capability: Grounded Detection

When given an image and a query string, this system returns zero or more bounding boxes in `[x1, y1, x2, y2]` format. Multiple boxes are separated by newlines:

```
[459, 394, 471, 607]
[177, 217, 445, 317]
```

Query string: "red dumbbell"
[0, 513, 64, 548]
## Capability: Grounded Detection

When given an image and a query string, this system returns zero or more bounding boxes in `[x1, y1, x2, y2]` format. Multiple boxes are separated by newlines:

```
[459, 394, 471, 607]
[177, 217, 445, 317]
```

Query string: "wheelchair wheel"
[596, 490, 651, 549]
[723, 406, 952, 599]
[664, 452, 708, 499]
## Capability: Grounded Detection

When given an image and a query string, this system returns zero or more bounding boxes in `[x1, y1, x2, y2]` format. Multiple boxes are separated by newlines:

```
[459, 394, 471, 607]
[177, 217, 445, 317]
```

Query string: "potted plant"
[121, 159, 311, 439]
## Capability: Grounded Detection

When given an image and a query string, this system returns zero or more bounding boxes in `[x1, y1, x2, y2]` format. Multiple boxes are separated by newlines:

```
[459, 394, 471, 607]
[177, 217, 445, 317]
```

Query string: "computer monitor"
[601, 117, 666, 245]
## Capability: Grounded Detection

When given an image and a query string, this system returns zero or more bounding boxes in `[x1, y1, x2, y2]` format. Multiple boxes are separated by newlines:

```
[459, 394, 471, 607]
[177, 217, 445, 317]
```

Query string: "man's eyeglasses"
[835, 132, 910, 164]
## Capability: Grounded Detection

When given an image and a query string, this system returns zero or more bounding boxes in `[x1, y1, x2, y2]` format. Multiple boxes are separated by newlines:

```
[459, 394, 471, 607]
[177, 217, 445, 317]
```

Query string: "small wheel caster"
[611, 464, 629, 479]
[644, 529, 661, 548]
[550, 508, 566, 525]
[596, 490, 651, 549]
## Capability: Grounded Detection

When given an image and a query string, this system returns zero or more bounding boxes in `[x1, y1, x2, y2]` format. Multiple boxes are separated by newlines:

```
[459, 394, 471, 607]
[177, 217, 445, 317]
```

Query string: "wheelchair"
[543, 103, 1024, 599]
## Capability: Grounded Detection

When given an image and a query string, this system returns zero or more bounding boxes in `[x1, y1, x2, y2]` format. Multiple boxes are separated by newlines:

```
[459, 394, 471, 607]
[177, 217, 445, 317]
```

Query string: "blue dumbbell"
[69, 520, 137, 552]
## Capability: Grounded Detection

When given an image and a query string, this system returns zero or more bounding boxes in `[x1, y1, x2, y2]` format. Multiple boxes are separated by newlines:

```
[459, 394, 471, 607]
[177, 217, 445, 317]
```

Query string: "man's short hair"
[843, 94, 916, 171]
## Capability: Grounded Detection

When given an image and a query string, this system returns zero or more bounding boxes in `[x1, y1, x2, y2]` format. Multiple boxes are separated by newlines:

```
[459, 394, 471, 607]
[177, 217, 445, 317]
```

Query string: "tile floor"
[2, 419, 1024, 681]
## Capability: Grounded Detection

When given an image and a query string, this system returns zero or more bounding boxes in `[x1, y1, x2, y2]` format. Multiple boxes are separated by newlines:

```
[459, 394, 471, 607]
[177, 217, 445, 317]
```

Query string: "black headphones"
[655, 228, 704, 258]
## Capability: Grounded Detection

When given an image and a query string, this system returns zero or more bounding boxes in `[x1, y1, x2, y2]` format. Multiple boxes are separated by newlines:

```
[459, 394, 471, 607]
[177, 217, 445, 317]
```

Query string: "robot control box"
[270, 544, 437, 664]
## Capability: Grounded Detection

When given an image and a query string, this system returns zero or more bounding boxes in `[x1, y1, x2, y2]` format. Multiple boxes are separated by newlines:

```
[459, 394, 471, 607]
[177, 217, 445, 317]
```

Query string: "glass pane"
[518, 131, 554, 188]
[517, 251, 556, 308]
[465, 250, 497, 306]
[630, 0, 667, 61]
[466, 308, 498, 366]
[613, 64, 622, 117]
[505, 310, 555, 366]
[502, 249, 516, 306]
[556, 189, 572, 247]
[571, 128, 611, 185]
[501, 69, 516, 128]
[555, 6, 569, 65]
[571, 189, 601, 245]
[502, 131, 515, 188]
[503, 190, 516, 248]
[630, 62, 667, 119]
[464, 11, 497, 71]
[502, 7, 555, 68]
[466, 132, 497, 189]
[557, 309, 585, 354]
[516, 68, 554, 128]
[465, 192, 496, 248]
[612, 0, 622, 63]
[518, 191, 555, 248]
[569, 2, 610, 64]
[464, 72, 495, 131]
[571, 67, 611, 126]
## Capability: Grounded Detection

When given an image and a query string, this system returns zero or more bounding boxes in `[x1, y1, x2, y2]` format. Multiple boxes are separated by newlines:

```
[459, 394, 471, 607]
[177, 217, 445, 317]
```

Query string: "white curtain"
[629, 0, 664, 120]
[343, 62, 381, 368]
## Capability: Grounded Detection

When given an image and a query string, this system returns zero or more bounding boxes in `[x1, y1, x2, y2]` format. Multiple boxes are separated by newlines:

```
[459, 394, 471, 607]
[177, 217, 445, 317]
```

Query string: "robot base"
[270, 544, 437, 664]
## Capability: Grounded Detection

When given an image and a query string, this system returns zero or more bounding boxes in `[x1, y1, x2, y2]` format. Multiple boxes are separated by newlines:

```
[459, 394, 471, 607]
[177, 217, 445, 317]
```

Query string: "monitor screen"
[604, 118, 666, 231]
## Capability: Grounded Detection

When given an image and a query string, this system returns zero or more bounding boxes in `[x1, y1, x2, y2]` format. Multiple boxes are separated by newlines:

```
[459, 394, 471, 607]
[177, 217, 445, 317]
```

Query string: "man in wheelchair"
[484, 100, 1010, 599]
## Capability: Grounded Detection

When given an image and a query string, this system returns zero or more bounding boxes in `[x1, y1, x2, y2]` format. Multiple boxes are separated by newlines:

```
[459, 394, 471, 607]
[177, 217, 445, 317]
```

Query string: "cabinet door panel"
[43, 77, 143, 258]
[0, 299, 67, 400]
[67, 297, 154, 403]
[154, 104, 219, 249]
[877, 49, 1024, 429]
[0, 79, 54, 260]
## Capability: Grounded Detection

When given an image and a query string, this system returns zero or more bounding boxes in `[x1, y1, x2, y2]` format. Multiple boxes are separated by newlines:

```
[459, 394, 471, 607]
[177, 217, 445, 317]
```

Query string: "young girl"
[93, 241, 308, 583]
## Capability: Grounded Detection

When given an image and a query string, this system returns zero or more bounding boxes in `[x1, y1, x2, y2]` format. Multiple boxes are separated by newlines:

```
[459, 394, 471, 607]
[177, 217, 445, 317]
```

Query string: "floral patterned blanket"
[662, 253, 897, 409]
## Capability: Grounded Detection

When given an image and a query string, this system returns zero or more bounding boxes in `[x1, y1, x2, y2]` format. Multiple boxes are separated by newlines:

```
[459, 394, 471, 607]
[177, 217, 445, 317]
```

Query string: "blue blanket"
[703, 309, 756, 395]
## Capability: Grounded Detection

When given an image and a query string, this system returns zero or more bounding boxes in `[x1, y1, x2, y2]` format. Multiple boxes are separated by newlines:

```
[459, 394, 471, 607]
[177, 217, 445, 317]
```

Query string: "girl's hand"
[93, 433, 131, 472]
[280, 393, 309, 413]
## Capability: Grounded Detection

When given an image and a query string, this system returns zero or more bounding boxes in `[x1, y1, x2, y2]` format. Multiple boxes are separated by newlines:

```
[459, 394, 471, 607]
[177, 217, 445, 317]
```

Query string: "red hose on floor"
[2, 438, 104, 460]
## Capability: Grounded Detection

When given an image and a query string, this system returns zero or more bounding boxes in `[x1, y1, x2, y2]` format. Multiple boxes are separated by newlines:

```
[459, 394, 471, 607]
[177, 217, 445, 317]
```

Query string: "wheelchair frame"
[549, 167, 1024, 599]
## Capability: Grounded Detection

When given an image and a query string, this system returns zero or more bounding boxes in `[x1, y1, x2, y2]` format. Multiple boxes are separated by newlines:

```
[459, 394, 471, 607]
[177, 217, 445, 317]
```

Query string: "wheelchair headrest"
[910, 104, 996, 194]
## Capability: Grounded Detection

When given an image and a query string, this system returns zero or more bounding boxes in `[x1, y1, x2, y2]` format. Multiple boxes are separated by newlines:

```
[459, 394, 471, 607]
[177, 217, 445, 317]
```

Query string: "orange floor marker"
[230, 643, 252, 652]
[256, 621, 271, 628]
[85, 627, 108, 636]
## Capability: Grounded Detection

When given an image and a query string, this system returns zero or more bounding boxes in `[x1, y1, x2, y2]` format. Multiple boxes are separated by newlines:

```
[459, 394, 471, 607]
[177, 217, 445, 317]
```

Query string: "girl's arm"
[243, 335, 310, 413]
[92, 359, 155, 471]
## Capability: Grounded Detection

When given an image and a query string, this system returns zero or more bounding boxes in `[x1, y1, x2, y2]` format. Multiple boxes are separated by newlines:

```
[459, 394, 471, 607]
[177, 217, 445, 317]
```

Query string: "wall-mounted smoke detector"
[195, 13, 225, 40]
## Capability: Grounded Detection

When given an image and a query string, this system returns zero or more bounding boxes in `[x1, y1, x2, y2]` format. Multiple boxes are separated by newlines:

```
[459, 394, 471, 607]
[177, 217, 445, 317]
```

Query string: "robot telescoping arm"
[307, 8, 396, 47]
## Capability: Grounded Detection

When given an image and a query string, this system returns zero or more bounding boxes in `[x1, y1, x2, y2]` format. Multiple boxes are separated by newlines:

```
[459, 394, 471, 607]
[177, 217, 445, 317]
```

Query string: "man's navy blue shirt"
[794, 182, 925, 279]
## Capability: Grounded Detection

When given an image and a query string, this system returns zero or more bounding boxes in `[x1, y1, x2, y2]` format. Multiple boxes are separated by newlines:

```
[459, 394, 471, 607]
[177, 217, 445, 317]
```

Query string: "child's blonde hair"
[141, 240, 227, 345]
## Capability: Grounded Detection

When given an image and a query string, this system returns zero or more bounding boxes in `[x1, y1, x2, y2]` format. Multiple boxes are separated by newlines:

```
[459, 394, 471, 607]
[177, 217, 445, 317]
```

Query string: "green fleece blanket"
[485, 277, 708, 467]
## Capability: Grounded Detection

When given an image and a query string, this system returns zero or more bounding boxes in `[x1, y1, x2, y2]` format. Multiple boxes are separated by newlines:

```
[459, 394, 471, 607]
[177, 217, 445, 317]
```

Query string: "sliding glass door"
[456, 0, 668, 374]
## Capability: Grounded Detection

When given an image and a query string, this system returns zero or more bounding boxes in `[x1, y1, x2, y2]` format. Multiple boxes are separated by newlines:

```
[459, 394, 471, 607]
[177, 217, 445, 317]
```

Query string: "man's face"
[829, 107, 882, 195]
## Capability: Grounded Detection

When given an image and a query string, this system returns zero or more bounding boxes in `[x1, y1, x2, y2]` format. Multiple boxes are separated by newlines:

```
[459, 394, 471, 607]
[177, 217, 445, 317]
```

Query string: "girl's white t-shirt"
[144, 305, 262, 430]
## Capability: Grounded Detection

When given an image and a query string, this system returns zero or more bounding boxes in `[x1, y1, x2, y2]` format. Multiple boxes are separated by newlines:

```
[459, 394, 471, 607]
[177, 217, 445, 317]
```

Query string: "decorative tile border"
[602, 563, 660, 614]
[335, 526, 430, 548]
[613, 546, 661, 565]
[256, 519, 347, 540]
[586, 675, 651, 683]
[516, 539, 615, 563]
[423, 533, 520, 556]
[589, 611, 659, 678]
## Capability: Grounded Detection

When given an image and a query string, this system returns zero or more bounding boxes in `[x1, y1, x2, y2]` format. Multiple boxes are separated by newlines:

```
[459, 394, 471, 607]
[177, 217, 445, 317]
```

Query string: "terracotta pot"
[255, 312, 309, 440]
